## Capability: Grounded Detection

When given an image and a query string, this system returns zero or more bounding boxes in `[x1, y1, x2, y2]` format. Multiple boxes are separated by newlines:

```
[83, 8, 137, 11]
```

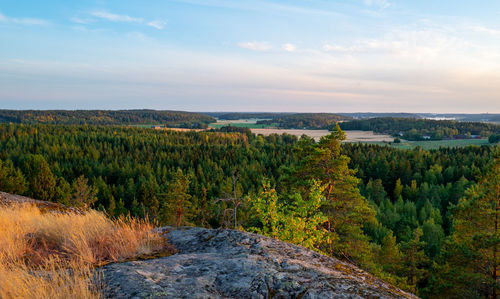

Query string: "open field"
[251, 129, 394, 142]
[161, 127, 205, 132]
[366, 138, 491, 150]
[129, 124, 164, 128]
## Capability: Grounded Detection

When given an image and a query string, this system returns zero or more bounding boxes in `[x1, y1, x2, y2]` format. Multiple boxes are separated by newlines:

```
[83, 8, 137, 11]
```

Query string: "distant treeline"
[204, 112, 291, 120]
[256, 113, 349, 129]
[340, 117, 500, 140]
[0, 110, 215, 128]
[339, 112, 423, 119]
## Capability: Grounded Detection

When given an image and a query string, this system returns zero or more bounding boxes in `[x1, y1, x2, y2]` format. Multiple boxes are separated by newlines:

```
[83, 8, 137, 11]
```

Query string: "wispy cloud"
[147, 20, 167, 30]
[237, 41, 272, 51]
[70, 17, 92, 24]
[91, 11, 143, 23]
[364, 0, 390, 9]
[173, 0, 343, 17]
[323, 44, 353, 53]
[468, 25, 500, 36]
[126, 31, 148, 40]
[282, 43, 296, 52]
[322, 28, 469, 63]
[88, 11, 166, 29]
[0, 11, 48, 25]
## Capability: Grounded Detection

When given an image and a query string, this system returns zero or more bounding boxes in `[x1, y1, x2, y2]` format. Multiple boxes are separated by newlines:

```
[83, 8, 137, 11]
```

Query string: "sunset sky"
[1, 0, 500, 112]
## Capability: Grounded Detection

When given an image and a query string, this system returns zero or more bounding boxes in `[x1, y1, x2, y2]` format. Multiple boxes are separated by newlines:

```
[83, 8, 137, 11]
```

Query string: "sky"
[1, 0, 500, 113]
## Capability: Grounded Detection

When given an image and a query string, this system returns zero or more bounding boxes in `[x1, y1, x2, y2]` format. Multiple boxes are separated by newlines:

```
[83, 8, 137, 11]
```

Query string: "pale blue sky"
[1, 0, 500, 112]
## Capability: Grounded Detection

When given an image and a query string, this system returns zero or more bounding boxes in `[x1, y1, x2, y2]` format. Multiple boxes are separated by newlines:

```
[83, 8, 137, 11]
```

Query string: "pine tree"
[400, 228, 429, 294]
[289, 125, 377, 265]
[70, 175, 97, 209]
[162, 169, 192, 227]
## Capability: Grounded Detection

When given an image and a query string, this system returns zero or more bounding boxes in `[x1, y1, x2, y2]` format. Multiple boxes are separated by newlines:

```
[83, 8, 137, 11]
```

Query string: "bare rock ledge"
[101, 227, 417, 299]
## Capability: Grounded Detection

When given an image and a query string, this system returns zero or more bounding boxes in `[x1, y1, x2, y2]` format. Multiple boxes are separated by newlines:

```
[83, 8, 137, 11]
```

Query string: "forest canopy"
[0, 123, 498, 297]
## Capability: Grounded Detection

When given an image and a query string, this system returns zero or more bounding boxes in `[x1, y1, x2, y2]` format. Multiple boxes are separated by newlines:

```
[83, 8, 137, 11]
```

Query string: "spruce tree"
[441, 148, 500, 298]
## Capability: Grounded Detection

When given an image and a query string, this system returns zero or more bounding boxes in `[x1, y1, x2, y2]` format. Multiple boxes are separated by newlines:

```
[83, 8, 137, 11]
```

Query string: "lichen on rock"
[101, 227, 416, 298]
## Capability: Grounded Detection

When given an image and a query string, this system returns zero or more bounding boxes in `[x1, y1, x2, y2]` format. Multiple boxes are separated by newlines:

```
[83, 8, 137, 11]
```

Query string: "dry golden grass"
[0, 204, 175, 299]
[0, 259, 100, 299]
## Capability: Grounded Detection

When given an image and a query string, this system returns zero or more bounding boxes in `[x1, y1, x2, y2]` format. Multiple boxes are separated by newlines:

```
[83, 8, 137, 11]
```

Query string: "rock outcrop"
[101, 227, 417, 298]
[0, 191, 82, 214]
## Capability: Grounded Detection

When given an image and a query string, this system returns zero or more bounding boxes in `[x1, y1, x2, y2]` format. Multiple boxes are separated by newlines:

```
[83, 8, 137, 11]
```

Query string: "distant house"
[471, 135, 482, 139]
[423, 135, 431, 140]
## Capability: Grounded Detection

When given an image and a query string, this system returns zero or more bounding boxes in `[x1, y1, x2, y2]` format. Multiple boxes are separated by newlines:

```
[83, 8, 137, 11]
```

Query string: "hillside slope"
[101, 227, 417, 298]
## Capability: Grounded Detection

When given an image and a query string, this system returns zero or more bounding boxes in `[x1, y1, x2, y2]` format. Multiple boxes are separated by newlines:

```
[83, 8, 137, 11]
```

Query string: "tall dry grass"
[0, 204, 174, 299]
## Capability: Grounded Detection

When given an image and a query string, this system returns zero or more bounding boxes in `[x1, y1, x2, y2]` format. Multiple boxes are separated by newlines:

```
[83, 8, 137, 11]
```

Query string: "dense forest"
[256, 113, 349, 129]
[340, 117, 500, 140]
[0, 110, 215, 128]
[0, 123, 498, 297]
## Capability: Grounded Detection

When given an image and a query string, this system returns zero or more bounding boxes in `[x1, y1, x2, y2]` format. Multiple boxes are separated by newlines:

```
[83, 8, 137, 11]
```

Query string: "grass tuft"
[0, 204, 175, 299]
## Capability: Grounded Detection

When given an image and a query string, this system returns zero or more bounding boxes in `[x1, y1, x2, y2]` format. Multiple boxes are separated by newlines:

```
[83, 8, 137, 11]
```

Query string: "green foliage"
[0, 159, 26, 194]
[21, 154, 58, 202]
[248, 182, 281, 239]
[489, 134, 500, 144]
[249, 180, 329, 252]
[421, 219, 444, 259]
[400, 228, 429, 294]
[378, 231, 403, 274]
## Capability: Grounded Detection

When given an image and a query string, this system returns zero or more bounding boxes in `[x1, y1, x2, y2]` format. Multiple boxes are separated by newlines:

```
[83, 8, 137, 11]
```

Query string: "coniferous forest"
[0, 123, 499, 297]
